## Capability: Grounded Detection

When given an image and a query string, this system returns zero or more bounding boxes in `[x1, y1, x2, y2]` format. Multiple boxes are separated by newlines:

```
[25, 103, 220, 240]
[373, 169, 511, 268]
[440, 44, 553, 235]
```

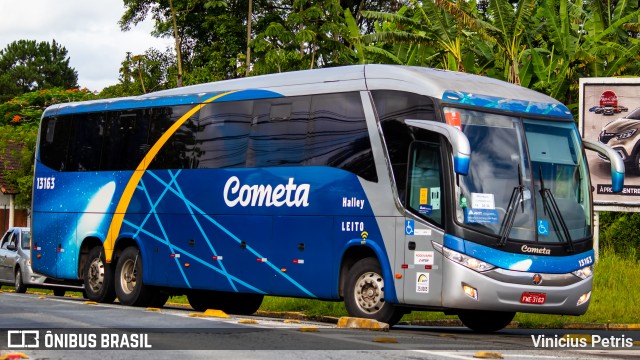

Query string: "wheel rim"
[353, 271, 384, 315]
[87, 258, 105, 292]
[119, 258, 137, 295]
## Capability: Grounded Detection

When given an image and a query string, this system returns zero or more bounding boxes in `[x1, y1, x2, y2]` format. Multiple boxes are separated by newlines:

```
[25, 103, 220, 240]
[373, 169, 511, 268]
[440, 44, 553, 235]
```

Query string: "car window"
[0, 231, 10, 249]
[6, 233, 17, 251]
[21, 232, 31, 250]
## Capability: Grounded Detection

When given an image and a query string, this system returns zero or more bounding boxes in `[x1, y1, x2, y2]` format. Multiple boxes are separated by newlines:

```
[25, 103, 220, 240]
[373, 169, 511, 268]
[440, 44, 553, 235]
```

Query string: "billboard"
[579, 77, 640, 209]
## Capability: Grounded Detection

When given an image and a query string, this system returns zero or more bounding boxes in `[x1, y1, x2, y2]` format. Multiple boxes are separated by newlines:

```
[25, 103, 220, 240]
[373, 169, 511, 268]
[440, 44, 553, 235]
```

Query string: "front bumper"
[442, 258, 591, 315]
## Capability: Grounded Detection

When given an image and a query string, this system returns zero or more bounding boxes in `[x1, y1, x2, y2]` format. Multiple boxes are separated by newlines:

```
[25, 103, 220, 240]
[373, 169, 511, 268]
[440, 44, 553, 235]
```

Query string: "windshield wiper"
[538, 168, 575, 252]
[497, 165, 525, 247]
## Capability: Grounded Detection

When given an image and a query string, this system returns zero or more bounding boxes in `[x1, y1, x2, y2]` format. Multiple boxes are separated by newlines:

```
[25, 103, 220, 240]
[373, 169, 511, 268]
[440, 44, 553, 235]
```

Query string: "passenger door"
[402, 142, 444, 307]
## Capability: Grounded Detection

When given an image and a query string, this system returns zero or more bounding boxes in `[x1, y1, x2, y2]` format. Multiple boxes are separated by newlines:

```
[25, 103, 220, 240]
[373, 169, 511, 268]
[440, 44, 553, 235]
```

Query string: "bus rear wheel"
[187, 291, 263, 315]
[115, 247, 154, 306]
[458, 310, 515, 333]
[222, 293, 263, 315]
[83, 246, 116, 303]
[344, 257, 404, 327]
[187, 291, 223, 312]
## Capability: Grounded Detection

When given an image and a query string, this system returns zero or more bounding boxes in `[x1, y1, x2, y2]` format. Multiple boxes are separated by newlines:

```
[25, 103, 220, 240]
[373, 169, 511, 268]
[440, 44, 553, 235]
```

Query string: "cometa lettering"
[224, 176, 310, 207]
[521, 245, 551, 255]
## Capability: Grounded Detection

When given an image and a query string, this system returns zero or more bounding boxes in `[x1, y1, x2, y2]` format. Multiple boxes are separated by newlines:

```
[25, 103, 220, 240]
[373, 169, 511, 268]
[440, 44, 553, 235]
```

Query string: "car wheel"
[114, 247, 154, 306]
[15, 268, 27, 293]
[83, 246, 116, 303]
[53, 289, 66, 297]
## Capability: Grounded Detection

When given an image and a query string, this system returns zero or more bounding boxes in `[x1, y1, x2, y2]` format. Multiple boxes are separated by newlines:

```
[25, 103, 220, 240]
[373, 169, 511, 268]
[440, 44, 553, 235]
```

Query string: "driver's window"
[7, 233, 17, 251]
[407, 142, 443, 226]
[0, 232, 11, 249]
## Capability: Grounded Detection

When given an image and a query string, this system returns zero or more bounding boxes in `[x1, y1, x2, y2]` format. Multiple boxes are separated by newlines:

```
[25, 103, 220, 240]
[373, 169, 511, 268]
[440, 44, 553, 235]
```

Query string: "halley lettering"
[224, 176, 310, 207]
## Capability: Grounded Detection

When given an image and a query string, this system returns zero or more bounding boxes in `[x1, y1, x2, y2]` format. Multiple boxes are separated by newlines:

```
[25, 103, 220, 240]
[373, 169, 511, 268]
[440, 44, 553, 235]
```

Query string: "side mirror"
[405, 120, 471, 175]
[6, 243, 17, 251]
[583, 139, 625, 193]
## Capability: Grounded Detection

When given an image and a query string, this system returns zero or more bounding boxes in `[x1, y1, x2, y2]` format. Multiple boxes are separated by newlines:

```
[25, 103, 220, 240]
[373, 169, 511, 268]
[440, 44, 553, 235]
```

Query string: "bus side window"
[148, 106, 198, 170]
[39, 116, 72, 171]
[307, 93, 377, 182]
[372, 90, 436, 203]
[102, 110, 151, 170]
[248, 96, 310, 167]
[67, 113, 104, 171]
[407, 142, 443, 226]
[197, 101, 252, 168]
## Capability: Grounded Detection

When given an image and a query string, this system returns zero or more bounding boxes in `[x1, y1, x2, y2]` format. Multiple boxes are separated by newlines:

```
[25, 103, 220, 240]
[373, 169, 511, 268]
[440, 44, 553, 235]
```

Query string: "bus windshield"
[448, 107, 591, 244]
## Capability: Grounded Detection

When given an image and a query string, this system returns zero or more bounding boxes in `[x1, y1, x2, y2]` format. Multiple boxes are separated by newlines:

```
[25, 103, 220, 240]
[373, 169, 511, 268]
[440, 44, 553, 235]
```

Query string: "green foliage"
[599, 211, 640, 260]
[0, 88, 97, 207]
[0, 40, 78, 102]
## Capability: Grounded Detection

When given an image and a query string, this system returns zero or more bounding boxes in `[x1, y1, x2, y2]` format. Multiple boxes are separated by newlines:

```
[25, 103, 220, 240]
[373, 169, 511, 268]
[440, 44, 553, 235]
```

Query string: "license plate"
[520, 292, 546, 304]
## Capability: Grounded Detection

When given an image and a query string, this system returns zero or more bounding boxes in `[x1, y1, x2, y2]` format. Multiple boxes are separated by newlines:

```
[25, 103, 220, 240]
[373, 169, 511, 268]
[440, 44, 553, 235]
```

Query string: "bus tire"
[187, 291, 222, 312]
[458, 310, 515, 333]
[344, 257, 404, 327]
[53, 289, 66, 297]
[222, 293, 264, 315]
[83, 246, 116, 303]
[149, 290, 170, 308]
[115, 247, 154, 306]
[15, 268, 27, 293]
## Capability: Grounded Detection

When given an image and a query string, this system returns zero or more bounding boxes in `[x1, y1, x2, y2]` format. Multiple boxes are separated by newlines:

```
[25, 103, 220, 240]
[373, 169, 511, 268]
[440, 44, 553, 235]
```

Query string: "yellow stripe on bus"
[103, 91, 236, 262]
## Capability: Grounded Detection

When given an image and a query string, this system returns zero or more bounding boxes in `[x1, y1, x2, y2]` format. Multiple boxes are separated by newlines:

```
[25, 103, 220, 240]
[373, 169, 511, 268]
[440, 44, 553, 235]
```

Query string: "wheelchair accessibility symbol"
[405, 220, 414, 236]
[537, 220, 549, 236]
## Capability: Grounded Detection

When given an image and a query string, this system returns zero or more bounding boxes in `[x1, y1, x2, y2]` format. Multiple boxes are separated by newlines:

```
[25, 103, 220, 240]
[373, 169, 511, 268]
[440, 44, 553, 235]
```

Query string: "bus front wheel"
[458, 310, 515, 333]
[83, 246, 116, 303]
[344, 257, 404, 327]
[115, 247, 154, 306]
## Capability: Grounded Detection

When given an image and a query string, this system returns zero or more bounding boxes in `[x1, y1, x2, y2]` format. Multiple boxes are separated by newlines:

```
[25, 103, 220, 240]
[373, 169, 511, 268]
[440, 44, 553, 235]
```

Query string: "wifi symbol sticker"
[361, 231, 369, 240]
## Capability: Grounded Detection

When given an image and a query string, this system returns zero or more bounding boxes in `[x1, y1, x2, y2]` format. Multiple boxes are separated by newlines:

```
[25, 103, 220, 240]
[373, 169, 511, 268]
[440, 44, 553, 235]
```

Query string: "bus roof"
[43, 65, 571, 118]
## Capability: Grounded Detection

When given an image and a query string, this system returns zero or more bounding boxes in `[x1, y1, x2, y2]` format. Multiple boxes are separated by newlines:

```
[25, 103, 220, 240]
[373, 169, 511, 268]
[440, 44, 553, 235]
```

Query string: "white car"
[0, 227, 81, 295]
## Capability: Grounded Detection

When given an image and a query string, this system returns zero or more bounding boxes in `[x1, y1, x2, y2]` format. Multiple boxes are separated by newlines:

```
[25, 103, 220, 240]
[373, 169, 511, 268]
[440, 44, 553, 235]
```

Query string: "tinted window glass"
[197, 101, 252, 168]
[148, 106, 198, 169]
[66, 113, 105, 171]
[307, 93, 377, 182]
[40, 116, 72, 171]
[407, 142, 443, 226]
[102, 110, 151, 170]
[373, 91, 437, 203]
[248, 97, 311, 167]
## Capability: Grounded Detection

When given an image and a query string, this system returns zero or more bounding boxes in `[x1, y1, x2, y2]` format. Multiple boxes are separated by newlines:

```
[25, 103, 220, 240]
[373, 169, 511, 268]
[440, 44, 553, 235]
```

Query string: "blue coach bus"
[31, 65, 623, 332]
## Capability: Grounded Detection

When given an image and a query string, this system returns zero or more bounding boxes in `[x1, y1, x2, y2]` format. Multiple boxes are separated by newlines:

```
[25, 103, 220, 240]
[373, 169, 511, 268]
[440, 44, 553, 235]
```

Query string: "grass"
[9, 251, 638, 327]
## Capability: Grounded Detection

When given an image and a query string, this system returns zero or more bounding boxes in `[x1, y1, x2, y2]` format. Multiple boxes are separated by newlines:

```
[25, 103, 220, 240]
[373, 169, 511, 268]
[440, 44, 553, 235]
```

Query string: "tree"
[0, 88, 96, 206]
[252, 0, 355, 74]
[0, 40, 78, 102]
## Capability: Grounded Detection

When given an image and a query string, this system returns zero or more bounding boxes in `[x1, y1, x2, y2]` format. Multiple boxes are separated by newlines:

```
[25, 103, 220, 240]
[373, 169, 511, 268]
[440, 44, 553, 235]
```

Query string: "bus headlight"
[571, 265, 593, 279]
[443, 247, 495, 272]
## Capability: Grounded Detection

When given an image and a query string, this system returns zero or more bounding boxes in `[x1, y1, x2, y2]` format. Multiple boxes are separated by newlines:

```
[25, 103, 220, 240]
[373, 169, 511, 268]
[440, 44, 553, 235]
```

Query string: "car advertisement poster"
[579, 78, 640, 208]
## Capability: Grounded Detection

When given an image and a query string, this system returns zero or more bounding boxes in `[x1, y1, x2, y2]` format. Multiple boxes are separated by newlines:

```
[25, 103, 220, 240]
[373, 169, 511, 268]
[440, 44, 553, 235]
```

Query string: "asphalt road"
[0, 291, 638, 359]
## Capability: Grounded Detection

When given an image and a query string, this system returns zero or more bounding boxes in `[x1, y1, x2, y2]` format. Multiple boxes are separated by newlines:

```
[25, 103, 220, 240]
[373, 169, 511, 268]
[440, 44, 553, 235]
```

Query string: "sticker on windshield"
[419, 188, 428, 205]
[419, 205, 432, 215]
[465, 208, 499, 224]
[430, 187, 440, 210]
[471, 193, 495, 209]
[537, 220, 549, 236]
